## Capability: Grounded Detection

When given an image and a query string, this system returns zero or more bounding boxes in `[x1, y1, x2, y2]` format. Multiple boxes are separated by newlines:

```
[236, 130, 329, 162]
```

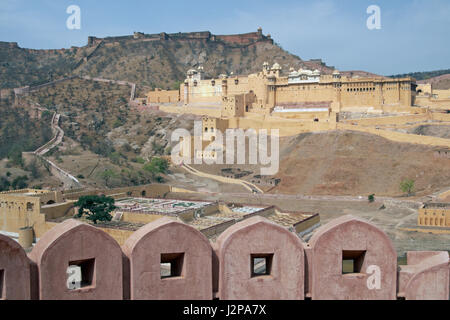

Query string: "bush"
[400, 179, 415, 196]
[143, 157, 169, 176]
[11, 175, 28, 190]
[74, 195, 116, 224]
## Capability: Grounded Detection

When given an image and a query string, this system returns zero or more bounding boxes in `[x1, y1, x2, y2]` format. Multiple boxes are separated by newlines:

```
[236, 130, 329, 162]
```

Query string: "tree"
[143, 157, 169, 177]
[99, 169, 117, 187]
[400, 179, 415, 196]
[368, 194, 375, 203]
[11, 175, 28, 190]
[74, 195, 117, 224]
[27, 158, 41, 179]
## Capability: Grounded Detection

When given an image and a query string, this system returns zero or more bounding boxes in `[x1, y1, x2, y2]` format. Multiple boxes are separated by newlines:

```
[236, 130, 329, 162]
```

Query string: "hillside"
[417, 73, 450, 90]
[0, 30, 333, 90]
[0, 96, 52, 162]
[11, 78, 198, 189]
[274, 131, 450, 196]
[390, 69, 450, 89]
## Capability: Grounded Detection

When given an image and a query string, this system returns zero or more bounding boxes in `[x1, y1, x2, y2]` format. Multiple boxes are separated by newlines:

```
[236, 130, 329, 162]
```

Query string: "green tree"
[27, 158, 41, 179]
[99, 169, 117, 187]
[8, 145, 24, 167]
[143, 157, 169, 177]
[368, 194, 375, 203]
[0, 177, 11, 192]
[74, 195, 116, 224]
[11, 175, 28, 190]
[400, 179, 415, 196]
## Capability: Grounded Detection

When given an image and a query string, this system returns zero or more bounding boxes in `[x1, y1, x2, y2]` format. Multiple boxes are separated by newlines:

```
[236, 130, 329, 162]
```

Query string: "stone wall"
[337, 124, 450, 148]
[1, 215, 448, 300]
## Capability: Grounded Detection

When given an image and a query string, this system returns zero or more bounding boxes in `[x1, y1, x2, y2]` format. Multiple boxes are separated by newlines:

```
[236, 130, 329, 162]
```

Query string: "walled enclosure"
[1, 215, 448, 300]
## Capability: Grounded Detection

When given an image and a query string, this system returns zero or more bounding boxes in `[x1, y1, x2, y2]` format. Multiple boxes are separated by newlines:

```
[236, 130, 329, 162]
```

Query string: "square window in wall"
[67, 258, 96, 290]
[161, 253, 185, 279]
[342, 250, 366, 274]
[251, 254, 274, 277]
[0, 269, 5, 299]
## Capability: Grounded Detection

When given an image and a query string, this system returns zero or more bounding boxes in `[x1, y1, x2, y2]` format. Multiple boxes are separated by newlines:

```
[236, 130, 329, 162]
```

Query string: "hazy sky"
[0, 0, 449, 75]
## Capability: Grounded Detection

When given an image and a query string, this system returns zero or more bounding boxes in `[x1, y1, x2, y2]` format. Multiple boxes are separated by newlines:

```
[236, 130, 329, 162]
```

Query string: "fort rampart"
[0, 215, 448, 300]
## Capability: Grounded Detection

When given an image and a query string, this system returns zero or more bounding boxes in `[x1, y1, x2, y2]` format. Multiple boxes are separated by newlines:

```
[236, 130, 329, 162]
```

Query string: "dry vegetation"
[19, 78, 197, 189]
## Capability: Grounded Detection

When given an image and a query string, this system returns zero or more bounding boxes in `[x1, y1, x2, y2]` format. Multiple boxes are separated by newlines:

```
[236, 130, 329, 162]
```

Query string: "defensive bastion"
[0, 215, 448, 300]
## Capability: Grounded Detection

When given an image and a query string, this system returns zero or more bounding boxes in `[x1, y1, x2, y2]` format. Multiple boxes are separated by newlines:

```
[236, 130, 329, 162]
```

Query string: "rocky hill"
[417, 73, 450, 90]
[274, 131, 450, 196]
[0, 30, 333, 90]
[391, 69, 450, 89]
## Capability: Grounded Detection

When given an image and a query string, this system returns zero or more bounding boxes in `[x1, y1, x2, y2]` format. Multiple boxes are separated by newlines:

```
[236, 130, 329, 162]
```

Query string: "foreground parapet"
[123, 217, 212, 300]
[0, 215, 447, 300]
[216, 216, 305, 300]
[0, 234, 31, 300]
[308, 215, 397, 300]
[398, 251, 449, 300]
[28, 219, 123, 300]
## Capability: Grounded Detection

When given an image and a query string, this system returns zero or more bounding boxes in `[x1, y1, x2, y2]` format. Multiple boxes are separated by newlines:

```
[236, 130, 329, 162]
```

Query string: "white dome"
[271, 62, 281, 70]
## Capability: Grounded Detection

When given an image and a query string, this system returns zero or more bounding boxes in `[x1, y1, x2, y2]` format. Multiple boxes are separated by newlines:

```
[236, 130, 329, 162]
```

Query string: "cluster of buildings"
[147, 62, 417, 118]
[418, 202, 450, 229]
[0, 186, 320, 247]
[416, 83, 450, 110]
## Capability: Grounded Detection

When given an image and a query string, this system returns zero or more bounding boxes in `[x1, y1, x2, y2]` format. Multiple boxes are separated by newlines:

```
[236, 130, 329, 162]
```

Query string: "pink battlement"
[0, 215, 448, 300]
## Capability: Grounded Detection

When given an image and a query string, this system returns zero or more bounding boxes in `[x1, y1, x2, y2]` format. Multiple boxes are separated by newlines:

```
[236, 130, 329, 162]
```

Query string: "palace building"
[147, 63, 417, 116]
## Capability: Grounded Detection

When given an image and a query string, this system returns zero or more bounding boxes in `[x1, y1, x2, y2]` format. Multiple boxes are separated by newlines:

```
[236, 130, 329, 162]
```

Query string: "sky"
[0, 0, 449, 75]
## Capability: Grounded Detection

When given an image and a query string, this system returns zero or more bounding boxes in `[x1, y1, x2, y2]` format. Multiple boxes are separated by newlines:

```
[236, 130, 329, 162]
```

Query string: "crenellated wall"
[0, 215, 448, 300]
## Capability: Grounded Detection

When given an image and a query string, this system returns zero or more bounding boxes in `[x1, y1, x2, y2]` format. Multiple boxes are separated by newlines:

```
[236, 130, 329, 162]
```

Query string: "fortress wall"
[275, 84, 335, 105]
[434, 89, 450, 99]
[343, 114, 430, 126]
[62, 185, 171, 201]
[216, 33, 261, 45]
[147, 88, 181, 104]
[272, 111, 331, 120]
[0, 216, 447, 300]
[159, 105, 222, 117]
[337, 124, 450, 148]
[236, 117, 336, 136]
[431, 113, 450, 122]
[416, 96, 450, 109]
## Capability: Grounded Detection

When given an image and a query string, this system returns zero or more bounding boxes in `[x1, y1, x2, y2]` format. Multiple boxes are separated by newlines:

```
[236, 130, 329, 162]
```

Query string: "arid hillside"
[417, 73, 450, 90]
[409, 125, 450, 139]
[0, 30, 333, 90]
[274, 131, 450, 196]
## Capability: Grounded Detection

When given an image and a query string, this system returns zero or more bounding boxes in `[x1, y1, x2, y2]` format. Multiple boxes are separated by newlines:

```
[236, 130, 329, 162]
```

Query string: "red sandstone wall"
[0, 216, 448, 300]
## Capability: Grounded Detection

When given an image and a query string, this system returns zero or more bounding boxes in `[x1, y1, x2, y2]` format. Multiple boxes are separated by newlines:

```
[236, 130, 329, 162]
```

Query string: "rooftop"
[114, 197, 215, 216]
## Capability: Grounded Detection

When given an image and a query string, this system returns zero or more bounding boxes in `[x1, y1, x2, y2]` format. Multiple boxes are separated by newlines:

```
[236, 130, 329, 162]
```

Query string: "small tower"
[197, 66, 204, 80]
[271, 62, 282, 78]
[262, 62, 270, 75]
[257, 27, 263, 37]
[221, 78, 228, 97]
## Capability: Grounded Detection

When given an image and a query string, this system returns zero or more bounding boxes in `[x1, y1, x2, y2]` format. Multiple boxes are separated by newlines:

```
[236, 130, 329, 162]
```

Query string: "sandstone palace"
[149, 63, 415, 113]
